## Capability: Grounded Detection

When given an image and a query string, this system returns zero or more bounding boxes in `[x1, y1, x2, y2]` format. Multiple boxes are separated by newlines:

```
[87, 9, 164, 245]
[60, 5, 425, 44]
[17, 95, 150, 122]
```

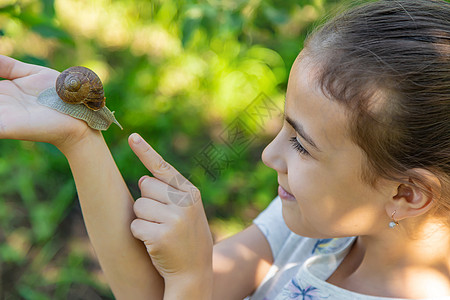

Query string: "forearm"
[62, 130, 164, 299]
[164, 273, 213, 300]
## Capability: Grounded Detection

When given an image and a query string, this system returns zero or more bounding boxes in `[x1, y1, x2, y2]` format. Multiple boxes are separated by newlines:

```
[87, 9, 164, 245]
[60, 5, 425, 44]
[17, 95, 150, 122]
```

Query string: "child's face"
[262, 52, 395, 238]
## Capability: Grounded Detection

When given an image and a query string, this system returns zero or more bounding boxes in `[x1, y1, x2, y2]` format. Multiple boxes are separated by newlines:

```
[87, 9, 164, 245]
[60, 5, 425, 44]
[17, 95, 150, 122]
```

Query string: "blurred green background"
[0, 0, 337, 298]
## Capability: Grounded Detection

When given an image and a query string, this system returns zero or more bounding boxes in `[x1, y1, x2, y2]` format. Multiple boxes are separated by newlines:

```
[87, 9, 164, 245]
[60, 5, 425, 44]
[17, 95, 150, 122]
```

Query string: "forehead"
[285, 54, 352, 151]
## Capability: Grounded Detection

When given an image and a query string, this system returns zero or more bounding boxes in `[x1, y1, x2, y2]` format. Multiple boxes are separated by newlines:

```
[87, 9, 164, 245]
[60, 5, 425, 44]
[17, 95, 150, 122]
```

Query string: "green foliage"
[0, 0, 332, 297]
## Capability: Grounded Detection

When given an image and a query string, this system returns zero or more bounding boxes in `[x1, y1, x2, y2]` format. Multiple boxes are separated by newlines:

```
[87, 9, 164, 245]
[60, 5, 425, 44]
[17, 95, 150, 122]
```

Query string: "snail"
[37, 66, 122, 131]
[56, 66, 105, 111]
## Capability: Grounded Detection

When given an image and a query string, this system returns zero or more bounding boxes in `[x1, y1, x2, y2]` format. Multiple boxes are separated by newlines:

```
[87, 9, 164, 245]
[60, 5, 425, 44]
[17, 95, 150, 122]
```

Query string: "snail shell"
[56, 66, 105, 111]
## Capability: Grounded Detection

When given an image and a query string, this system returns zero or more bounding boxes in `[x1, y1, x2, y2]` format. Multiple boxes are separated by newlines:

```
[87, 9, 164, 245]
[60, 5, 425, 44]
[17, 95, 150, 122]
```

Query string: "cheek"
[284, 160, 335, 230]
[287, 159, 331, 211]
[286, 158, 355, 222]
[286, 157, 386, 236]
[288, 148, 366, 208]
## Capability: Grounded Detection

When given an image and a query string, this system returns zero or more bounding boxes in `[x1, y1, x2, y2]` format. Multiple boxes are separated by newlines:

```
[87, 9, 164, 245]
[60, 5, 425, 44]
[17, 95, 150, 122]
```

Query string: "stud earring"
[389, 210, 399, 228]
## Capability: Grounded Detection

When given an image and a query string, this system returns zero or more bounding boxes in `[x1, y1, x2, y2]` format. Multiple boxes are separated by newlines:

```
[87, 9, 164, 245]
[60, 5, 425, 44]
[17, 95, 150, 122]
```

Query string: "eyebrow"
[284, 112, 321, 152]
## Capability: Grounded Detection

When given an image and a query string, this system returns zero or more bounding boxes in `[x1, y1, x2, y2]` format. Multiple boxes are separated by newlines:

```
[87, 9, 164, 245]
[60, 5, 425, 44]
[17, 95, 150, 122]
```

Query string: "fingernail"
[138, 175, 149, 186]
[131, 133, 141, 144]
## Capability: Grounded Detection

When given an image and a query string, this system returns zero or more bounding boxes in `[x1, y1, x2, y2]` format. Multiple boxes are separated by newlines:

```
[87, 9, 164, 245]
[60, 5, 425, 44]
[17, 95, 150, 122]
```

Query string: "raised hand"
[0, 55, 90, 150]
[128, 133, 213, 296]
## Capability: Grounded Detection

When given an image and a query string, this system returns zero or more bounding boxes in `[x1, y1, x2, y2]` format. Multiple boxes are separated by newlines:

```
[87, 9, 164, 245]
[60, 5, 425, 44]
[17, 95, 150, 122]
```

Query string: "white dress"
[247, 196, 450, 300]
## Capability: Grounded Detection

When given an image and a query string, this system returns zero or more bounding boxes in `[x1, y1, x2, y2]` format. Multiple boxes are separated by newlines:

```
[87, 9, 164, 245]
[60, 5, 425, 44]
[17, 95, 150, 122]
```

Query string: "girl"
[0, 0, 449, 299]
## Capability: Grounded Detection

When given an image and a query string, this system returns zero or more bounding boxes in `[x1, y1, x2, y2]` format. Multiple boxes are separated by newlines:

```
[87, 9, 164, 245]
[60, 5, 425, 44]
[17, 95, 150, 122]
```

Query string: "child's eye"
[289, 136, 309, 156]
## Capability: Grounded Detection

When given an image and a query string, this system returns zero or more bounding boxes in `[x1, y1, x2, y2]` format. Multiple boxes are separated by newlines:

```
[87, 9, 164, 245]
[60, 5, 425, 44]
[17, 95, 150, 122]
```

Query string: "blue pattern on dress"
[281, 278, 329, 299]
[311, 238, 347, 255]
[311, 239, 334, 254]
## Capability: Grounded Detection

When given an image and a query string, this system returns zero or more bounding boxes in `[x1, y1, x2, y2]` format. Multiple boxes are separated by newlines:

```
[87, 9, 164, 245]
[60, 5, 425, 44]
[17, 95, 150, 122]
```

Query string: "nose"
[262, 133, 287, 174]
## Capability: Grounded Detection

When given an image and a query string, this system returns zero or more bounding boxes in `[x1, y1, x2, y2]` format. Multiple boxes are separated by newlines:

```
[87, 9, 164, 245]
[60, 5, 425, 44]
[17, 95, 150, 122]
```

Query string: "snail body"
[56, 66, 105, 111]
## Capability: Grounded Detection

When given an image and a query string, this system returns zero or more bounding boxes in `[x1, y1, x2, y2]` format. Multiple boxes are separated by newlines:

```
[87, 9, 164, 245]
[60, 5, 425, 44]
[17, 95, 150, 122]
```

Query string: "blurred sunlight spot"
[215, 70, 253, 113]
[158, 55, 207, 97]
[205, 44, 283, 122]
[314, 0, 325, 8]
[158, 66, 198, 96]
[304, 4, 320, 18]
[135, 69, 154, 92]
[0, 36, 14, 56]
[153, 95, 172, 113]
[68, 236, 96, 258]
[172, 132, 190, 153]
[42, 265, 60, 282]
[211, 37, 241, 60]
[82, 60, 110, 84]
[247, 46, 286, 84]
[280, 4, 319, 37]
[6, 227, 31, 260]
[248, 46, 281, 65]
[154, 1, 178, 26]
[185, 6, 203, 19]
[210, 218, 246, 243]
[22, 32, 57, 58]
[56, 0, 131, 49]
[56, 0, 103, 39]
[0, 0, 16, 6]
[100, 16, 131, 50]
[6, 17, 23, 36]
[131, 25, 181, 59]
[0, 18, 21, 55]
[242, 0, 261, 19]
[241, 59, 278, 90]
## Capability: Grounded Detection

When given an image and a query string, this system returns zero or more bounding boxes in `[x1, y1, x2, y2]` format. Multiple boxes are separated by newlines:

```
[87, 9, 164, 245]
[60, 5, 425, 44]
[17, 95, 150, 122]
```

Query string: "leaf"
[31, 24, 72, 43]
[181, 17, 201, 47]
[263, 5, 289, 25]
[30, 180, 75, 243]
[41, 0, 55, 19]
[17, 286, 50, 300]
[49, 180, 75, 225]
[30, 204, 54, 243]
[0, 4, 18, 15]
[0, 243, 25, 263]
[17, 55, 49, 68]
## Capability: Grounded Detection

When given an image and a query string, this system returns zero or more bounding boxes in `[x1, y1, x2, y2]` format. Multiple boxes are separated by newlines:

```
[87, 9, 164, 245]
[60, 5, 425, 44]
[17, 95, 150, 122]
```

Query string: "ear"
[385, 168, 441, 221]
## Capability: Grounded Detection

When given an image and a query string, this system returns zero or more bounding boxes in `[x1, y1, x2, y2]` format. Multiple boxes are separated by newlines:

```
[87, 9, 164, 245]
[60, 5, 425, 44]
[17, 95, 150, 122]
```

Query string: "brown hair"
[305, 0, 450, 215]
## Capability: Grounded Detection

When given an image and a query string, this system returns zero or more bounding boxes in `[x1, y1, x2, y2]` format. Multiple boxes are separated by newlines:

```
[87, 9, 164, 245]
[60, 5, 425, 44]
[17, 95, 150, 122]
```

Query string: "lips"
[278, 185, 296, 201]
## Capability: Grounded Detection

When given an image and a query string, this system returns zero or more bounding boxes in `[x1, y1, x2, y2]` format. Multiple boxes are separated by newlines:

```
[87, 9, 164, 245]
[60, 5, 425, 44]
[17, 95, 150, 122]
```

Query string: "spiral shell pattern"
[56, 66, 105, 111]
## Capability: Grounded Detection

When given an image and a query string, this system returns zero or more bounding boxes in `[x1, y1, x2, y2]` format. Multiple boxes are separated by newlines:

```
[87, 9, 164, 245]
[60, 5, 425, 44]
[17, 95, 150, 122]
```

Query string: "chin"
[281, 208, 323, 238]
[281, 208, 345, 239]
[288, 226, 331, 239]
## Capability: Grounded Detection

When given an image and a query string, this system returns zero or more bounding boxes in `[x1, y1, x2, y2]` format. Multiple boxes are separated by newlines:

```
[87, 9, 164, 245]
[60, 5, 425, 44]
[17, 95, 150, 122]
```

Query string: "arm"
[61, 131, 164, 299]
[0, 56, 164, 299]
[213, 224, 273, 299]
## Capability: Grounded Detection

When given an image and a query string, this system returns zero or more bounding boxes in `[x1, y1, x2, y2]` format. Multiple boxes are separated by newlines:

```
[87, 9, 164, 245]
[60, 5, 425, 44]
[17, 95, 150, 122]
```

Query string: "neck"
[330, 219, 450, 298]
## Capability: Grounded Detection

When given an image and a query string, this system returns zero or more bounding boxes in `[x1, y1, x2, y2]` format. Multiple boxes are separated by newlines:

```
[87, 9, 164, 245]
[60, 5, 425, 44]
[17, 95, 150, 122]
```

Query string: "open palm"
[0, 55, 89, 147]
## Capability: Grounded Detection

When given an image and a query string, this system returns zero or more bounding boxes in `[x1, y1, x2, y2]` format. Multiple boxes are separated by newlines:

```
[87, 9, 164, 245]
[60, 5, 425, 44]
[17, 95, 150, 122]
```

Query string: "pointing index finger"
[129, 133, 193, 192]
